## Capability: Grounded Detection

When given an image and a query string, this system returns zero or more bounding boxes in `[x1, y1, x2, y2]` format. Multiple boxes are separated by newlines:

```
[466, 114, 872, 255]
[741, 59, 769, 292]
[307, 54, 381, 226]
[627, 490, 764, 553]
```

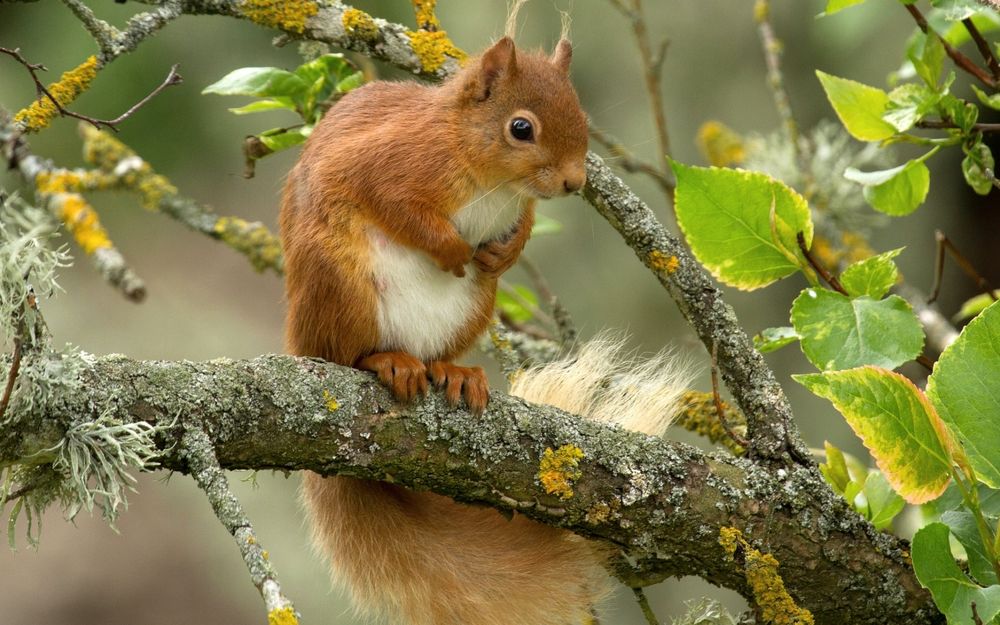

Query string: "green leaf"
[927, 300, 1000, 488]
[496, 284, 538, 323]
[940, 94, 980, 133]
[257, 128, 308, 152]
[911, 32, 946, 88]
[962, 138, 996, 195]
[791, 288, 924, 371]
[863, 470, 906, 530]
[840, 248, 903, 299]
[912, 523, 1000, 624]
[930, 0, 986, 21]
[820, 440, 853, 494]
[941, 510, 999, 586]
[844, 159, 930, 216]
[953, 291, 1000, 322]
[336, 71, 365, 93]
[293, 54, 354, 86]
[531, 213, 563, 236]
[824, 0, 868, 14]
[671, 162, 813, 291]
[203, 67, 308, 99]
[971, 84, 1000, 111]
[753, 326, 799, 353]
[227, 98, 296, 115]
[816, 70, 897, 141]
[796, 367, 953, 504]
[884, 83, 941, 132]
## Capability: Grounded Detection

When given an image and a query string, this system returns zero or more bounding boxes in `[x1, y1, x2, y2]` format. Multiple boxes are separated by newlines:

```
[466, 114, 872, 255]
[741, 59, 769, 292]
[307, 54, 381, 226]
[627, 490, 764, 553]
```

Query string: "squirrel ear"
[470, 36, 517, 101]
[551, 39, 572, 73]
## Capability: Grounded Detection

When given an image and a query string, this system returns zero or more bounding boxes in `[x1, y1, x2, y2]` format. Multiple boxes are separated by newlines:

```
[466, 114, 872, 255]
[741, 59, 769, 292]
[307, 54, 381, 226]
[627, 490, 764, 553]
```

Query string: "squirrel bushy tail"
[302, 336, 693, 625]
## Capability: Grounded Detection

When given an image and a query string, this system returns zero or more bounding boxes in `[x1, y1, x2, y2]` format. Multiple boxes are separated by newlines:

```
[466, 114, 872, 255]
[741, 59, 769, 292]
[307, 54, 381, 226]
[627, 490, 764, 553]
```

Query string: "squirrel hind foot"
[427, 361, 489, 413]
[357, 351, 429, 402]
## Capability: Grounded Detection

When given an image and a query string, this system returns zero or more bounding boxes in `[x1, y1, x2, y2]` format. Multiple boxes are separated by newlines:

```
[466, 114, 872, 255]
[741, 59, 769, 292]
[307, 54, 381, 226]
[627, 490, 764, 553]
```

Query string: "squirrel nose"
[562, 172, 585, 194]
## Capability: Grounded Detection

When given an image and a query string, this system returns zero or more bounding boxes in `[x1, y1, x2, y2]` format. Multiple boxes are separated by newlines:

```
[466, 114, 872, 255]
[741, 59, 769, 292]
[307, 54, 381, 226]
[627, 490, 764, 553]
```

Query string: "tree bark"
[1, 352, 940, 625]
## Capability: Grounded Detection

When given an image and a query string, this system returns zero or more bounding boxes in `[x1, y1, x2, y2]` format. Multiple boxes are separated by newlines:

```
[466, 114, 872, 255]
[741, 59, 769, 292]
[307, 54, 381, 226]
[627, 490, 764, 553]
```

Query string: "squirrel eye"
[509, 117, 534, 142]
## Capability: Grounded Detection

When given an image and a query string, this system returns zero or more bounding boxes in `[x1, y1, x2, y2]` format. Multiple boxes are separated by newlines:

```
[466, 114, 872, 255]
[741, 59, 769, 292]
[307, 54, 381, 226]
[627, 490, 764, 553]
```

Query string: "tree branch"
[0, 352, 940, 625]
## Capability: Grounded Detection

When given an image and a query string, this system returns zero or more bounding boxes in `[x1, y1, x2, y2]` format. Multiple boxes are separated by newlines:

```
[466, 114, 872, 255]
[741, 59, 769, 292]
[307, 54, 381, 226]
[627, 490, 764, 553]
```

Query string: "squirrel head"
[451, 37, 588, 198]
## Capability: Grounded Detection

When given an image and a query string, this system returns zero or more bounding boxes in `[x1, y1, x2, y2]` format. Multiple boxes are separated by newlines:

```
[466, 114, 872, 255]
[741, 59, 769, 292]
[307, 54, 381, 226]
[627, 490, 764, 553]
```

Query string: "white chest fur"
[370, 186, 522, 360]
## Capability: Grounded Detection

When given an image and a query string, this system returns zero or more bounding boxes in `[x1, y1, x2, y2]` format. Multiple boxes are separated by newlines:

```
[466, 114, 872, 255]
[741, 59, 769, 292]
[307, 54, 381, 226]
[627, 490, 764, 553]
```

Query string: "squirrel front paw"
[433, 237, 474, 278]
[473, 236, 524, 279]
[427, 361, 489, 413]
[357, 351, 428, 402]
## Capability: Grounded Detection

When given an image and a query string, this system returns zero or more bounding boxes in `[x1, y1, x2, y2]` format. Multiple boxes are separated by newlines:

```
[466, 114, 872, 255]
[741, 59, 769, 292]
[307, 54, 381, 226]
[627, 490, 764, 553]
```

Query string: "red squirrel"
[279, 36, 635, 625]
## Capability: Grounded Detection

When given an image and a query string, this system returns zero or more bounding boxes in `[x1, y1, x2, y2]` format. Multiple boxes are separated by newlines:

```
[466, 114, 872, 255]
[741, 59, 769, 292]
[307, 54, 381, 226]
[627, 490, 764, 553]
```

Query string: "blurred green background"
[0, 1, 996, 623]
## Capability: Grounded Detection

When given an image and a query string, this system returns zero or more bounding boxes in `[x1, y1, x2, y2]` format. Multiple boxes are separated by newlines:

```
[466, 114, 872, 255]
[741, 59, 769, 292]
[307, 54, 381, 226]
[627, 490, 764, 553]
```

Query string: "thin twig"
[180, 425, 298, 623]
[712, 341, 749, 450]
[754, 0, 802, 167]
[518, 254, 577, 346]
[588, 125, 674, 193]
[0, 47, 182, 132]
[607, 0, 674, 200]
[0, 337, 23, 422]
[963, 18, 1000, 81]
[904, 3, 997, 89]
[916, 119, 1000, 132]
[929, 230, 997, 304]
[797, 232, 847, 295]
[632, 587, 661, 625]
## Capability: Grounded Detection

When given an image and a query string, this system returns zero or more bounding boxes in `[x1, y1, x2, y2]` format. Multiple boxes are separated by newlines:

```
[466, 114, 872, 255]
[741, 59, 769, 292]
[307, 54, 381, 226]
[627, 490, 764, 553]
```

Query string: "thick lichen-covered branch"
[0, 352, 940, 625]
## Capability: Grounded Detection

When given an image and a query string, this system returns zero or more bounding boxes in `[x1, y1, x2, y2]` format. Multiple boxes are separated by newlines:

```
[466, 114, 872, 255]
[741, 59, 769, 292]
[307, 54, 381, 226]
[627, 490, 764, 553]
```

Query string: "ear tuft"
[471, 36, 517, 101]
[551, 39, 572, 74]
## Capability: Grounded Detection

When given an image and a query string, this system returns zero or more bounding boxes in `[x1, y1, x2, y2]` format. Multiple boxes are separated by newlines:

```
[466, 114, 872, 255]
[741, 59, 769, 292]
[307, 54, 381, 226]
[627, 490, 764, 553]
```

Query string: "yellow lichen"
[14, 55, 99, 132]
[267, 606, 299, 625]
[57, 195, 112, 255]
[648, 250, 679, 274]
[213, 216, 284, 273]
[675, 391, 746, 456]
[342, 8, 379, 41]
[80, 125, 178, 210]
[411, 0, 440, 30]
[323, 389, 340, 412]
[239, 0, 318, 33]
[537, 444, 585, 500]
[407, 29, 467, 73]
[753, 0, 770, 23]
[696, 121, 746, 167]
[719, 527, 814, 625]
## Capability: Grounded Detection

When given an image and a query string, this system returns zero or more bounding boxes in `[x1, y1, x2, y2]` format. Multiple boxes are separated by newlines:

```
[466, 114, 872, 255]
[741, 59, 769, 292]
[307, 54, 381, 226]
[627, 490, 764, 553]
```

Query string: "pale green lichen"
[719, 527, 814, 625]
[79, 125, 177, 210]
[213, 216, 284, 273]
[14, 56, 99, 132]
[239, 0, 318, 34]
[537, 444, 584, 500]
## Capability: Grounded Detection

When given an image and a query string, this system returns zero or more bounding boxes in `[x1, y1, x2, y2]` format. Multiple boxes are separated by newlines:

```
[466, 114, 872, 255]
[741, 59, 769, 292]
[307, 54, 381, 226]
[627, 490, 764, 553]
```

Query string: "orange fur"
[282, 36, 595, 625]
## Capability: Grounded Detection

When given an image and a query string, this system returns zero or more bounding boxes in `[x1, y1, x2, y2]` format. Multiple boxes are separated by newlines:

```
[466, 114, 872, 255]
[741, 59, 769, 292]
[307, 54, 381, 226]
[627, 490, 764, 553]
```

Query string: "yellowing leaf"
[816, 71, 896, 141]
[672, 162, 812, 291]
[796, 367, 953, 504]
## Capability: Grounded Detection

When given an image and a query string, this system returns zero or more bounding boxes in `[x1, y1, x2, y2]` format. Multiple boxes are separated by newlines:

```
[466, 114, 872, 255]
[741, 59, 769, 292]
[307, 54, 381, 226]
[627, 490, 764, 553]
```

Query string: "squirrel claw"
[427, 361, 489, 413]
[357, 351, 428, 402]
